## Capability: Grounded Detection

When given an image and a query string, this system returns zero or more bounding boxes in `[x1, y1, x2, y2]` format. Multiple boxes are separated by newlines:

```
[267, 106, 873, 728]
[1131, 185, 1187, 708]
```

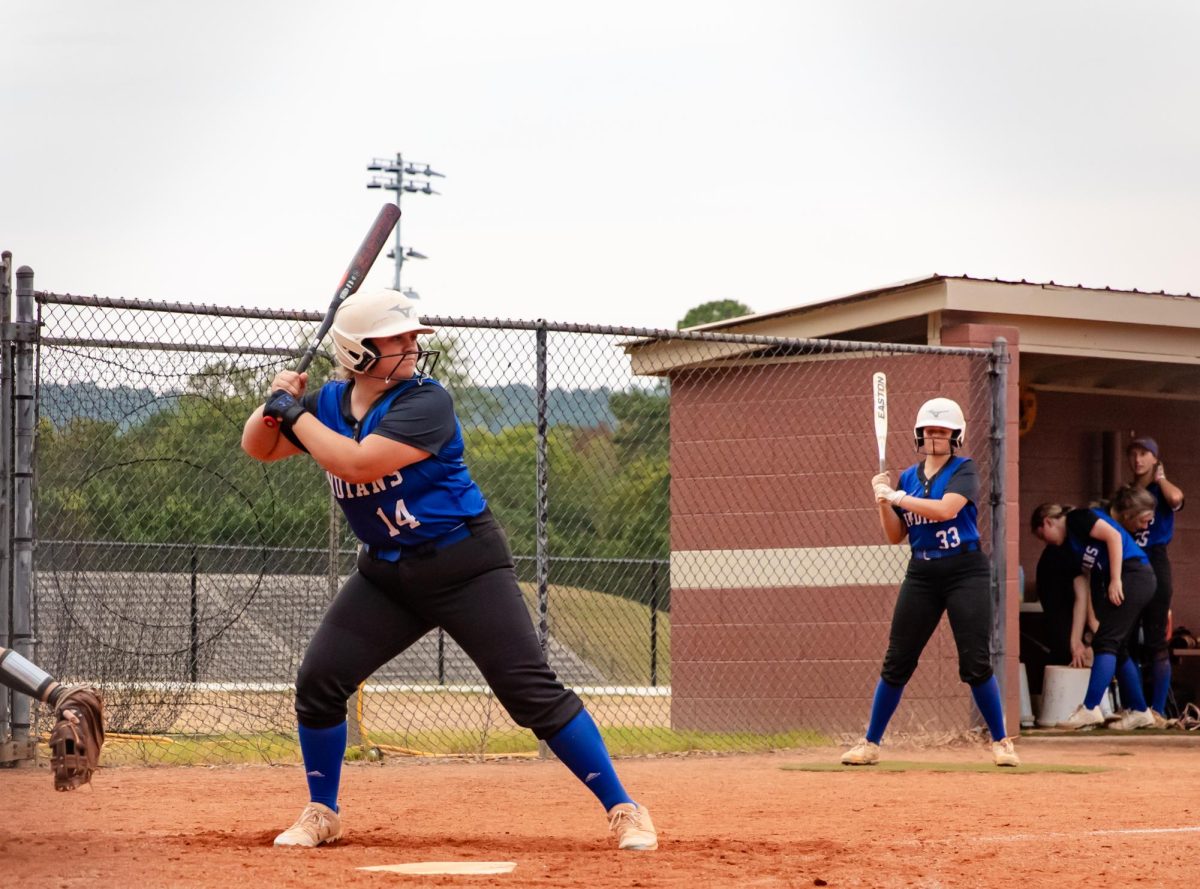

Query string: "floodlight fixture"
[363, 150, 445, 290]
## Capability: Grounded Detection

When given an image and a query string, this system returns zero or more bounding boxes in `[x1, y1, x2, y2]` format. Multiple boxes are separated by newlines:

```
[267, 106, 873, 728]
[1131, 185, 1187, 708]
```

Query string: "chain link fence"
[3, 285, 1003, 765]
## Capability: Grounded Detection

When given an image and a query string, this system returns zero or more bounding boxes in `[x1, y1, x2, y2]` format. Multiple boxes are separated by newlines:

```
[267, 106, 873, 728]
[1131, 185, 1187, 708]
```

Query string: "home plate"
[358, 861, 516, 876]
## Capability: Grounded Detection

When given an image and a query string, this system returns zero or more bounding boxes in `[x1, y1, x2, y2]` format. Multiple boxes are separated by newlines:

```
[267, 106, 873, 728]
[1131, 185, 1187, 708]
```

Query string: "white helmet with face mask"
[913, 397, 966, 453]
[329, 288, 438, 377]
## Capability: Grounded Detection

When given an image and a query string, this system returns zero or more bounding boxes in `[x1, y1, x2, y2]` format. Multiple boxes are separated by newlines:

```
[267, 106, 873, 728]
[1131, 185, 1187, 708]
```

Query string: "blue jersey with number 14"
[897, 456, 979, 554]
[314, 378, 486, 549]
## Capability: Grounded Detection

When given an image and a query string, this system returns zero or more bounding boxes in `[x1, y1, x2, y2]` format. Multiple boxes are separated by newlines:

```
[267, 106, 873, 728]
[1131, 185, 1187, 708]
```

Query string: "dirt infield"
[4, 737, 1200, 888]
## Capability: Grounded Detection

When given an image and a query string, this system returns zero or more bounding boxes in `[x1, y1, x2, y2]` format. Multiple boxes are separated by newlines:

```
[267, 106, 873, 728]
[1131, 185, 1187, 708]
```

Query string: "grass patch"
[782, 761, 1107, 774]
[519, 582, 669, 686]
[359, 725, 828, 757]
[96, 726, 831, 766]
[99, 732, 302, 767]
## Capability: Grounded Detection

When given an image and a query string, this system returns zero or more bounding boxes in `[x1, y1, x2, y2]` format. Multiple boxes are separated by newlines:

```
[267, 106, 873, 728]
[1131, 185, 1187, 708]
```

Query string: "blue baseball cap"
[1128, 436, 1159, 458]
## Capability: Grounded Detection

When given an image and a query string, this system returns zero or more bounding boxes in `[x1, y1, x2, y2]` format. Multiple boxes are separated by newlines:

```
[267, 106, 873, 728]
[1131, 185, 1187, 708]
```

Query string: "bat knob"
[262, 416, 278, 429]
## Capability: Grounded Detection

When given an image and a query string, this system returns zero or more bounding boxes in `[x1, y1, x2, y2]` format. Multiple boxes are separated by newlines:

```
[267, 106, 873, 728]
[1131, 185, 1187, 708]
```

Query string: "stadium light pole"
[365, 152, 445, 292]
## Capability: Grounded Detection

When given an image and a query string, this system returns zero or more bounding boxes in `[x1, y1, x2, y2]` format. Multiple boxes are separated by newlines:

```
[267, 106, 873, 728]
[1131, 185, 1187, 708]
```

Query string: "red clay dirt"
[3, 738, 1199, 888]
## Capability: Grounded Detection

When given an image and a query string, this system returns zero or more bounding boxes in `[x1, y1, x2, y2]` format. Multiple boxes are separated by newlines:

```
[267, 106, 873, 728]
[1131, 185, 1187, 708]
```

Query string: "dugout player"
[842, 398, 1019, 768]
[1030, 486, 1158, 730]
[1126, 436, 1184, 721]
[240, 289, 657, 851]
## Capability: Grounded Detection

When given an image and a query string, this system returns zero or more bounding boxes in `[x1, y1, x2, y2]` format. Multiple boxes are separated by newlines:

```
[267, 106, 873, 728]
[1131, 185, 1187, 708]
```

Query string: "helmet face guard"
[356, 346, 441, 382]
[913, 398, 966, 454]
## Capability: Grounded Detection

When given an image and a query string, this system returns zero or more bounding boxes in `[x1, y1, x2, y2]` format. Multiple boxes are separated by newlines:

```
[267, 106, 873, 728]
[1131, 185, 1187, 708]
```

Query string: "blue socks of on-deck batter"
[865, 679, 905, 744]
[970, 675, 1007, 740]
[298, 721, 346, 812]
[546, 709, 633, 812]
[1084, 652, 1118, 710]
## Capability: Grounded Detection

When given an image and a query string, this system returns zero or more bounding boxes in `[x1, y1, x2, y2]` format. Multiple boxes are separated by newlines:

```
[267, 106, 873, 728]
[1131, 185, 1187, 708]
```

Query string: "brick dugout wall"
[668, 348, 1001, 736]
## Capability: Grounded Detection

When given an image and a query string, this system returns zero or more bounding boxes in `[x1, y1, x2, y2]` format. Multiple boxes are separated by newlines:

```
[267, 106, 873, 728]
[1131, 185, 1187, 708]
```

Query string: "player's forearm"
[0, 644, 57, 701]
[241, 408, 297, 462]
[287, 413, 376, 480]
[1158, 476, 1184, 508]
[878, 503, 906, 544]
[893, 495, 961, 523]
[1106, 538, 1123, 568]
[1070, 576, 1089, 644]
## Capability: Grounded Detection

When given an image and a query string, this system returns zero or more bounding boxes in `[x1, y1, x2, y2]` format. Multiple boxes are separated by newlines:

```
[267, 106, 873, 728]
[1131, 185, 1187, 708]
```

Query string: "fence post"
[189, 547, 199, 683]
[535, 323, 549, 759]
[10, 266, 36, 755]
[0, 252, 12, 743]
[989, 338, 1009, 707]
[649, 561, 659, 687]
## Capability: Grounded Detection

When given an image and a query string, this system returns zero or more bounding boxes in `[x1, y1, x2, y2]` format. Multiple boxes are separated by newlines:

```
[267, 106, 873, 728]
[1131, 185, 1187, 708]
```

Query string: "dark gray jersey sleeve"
[945, 459, 980, 503]
[1067, 508, 1099, 540]
[372, 384, 457, 454]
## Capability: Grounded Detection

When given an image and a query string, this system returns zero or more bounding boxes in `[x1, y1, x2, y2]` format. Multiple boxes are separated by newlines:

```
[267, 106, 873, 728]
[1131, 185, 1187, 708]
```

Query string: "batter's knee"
[880, 651, 919, 687]
[956, 648, 994, 686]
[1147, 640, 1172, 661]
[495, 686, 584, 741]
[294, 655, 355, 729]
[962, 665, 994, 687]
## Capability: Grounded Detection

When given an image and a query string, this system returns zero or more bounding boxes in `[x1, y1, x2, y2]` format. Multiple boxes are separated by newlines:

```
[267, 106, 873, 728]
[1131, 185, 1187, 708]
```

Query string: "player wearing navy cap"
[242, 289, 656, 851]
[1030, 485, 1158, 730]
[1126, 436, 1184, 722]
[842, 398, 1018, 767]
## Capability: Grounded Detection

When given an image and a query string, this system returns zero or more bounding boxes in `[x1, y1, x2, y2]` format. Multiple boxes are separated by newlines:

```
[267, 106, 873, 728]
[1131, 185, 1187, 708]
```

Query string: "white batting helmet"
[913, 397, 966, 450]
[330, 288, 435, 372]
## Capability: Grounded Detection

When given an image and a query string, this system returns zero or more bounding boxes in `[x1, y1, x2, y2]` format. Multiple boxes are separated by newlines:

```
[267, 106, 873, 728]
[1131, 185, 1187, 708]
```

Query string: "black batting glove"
[263, 389, 307, 430]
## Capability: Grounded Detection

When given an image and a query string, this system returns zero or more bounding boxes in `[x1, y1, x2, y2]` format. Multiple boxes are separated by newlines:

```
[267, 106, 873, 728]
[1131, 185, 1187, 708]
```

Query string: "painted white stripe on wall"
[671, 545, 910, 589]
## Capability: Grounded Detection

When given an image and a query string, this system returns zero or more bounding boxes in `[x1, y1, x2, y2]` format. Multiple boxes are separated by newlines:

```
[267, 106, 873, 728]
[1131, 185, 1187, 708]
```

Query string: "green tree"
[677, 299, 752, 329]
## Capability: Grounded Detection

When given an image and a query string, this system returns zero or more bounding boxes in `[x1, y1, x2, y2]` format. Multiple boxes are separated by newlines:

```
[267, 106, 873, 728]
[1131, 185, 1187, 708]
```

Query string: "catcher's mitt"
[50, 685, 105, 791]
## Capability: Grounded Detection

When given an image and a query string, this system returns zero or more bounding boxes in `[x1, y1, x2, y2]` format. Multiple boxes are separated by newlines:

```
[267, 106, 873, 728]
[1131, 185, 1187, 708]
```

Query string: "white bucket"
[1036, 665, 1116, 727]
[1019, 663, 1035, 728]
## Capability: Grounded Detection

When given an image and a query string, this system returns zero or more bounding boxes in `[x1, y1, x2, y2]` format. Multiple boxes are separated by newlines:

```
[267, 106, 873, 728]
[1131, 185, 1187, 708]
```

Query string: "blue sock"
[1151, 657, 1171, 714]
[1116, 657, 1148, 712]
[865, 679, 905, 744]
[546, 709, 633, 812]
[298, 721, 346, 812]
[1084, 653, 1118, 710]
[970, 676, 1007, 741]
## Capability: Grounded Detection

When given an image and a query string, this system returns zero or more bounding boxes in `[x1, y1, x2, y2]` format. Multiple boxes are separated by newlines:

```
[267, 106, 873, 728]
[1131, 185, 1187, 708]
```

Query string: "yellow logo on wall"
[1018, 386, 1037, 437]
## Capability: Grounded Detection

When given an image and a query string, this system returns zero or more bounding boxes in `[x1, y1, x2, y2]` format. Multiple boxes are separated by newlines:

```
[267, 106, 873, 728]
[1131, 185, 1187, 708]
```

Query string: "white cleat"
[273, 802, 343, 847]
[1108, 708, 1156, 731]
[1056, 704, 1105, 730]
[991, 737, 1020, 767]
[608, 803, 658, 851]
[841, 739, 881, 765]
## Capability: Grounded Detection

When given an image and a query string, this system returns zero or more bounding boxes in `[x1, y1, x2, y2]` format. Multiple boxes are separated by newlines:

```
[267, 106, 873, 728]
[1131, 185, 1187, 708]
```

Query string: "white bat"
[872, 372, 887, 474]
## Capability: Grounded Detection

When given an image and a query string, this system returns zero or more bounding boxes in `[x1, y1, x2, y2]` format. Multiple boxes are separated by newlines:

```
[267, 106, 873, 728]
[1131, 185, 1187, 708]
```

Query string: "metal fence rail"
[1, 275, 1003, 765]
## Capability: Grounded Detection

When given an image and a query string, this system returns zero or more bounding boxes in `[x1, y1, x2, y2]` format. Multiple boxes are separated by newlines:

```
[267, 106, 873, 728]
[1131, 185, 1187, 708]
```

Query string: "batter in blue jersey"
[242, 288, 656, 852]
[842, 396, 1018, 768]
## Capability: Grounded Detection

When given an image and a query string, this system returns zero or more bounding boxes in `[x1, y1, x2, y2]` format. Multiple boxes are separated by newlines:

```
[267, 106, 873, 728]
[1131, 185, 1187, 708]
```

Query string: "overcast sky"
[3, 1, 1198, 330]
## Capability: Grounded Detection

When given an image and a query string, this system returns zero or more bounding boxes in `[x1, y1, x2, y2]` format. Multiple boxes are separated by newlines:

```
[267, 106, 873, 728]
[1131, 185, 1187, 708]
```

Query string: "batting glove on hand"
[874, 482, 906, 505]
[871, 472, 890, 488]
[263, 389, 307, 430]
